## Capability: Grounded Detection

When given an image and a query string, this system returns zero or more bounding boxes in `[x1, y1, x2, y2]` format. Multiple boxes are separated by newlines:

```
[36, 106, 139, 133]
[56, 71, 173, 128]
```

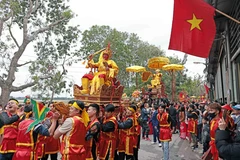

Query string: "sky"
[10, 0, 206, 97]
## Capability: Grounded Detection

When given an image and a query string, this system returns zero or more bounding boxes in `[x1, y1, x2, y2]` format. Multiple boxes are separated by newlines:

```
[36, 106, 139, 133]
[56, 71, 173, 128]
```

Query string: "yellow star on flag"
[187, 14, 203, 31]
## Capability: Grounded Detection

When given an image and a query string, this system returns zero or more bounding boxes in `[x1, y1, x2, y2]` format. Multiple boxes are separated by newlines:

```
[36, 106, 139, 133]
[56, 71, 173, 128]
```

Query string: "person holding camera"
[215, 113, 240, 160]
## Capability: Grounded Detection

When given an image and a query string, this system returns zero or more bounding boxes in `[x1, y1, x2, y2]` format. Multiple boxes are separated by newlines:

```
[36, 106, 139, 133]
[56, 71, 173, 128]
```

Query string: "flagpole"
[215, 9, 240, 24]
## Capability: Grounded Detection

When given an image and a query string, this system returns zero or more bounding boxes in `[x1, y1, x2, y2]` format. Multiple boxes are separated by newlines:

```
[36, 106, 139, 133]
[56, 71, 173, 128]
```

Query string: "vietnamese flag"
[168, 0, 216, 58]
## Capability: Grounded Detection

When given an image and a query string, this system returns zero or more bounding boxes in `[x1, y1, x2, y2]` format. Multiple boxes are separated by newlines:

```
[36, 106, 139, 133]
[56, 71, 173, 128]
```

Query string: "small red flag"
[169, 0, 216, 58]
[204, 84, 210, 94]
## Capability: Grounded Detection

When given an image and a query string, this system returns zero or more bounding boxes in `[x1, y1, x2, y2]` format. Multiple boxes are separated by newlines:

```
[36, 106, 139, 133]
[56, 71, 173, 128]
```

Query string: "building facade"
[206, 0, 240, 103]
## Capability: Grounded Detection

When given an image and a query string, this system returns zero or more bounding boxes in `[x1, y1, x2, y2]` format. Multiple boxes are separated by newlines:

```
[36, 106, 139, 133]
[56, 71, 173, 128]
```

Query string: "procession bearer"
[85, 103, 100, 160]
[54, 100, 89, 160]
[99, 104, 118, 160]
[117, 105, 137, 160]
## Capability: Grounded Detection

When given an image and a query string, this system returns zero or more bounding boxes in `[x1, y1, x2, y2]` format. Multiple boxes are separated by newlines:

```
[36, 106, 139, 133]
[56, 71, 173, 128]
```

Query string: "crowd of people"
[0, 98, 143, 160]
[140, 99, 240, 160]
[0, 97, 240, 160]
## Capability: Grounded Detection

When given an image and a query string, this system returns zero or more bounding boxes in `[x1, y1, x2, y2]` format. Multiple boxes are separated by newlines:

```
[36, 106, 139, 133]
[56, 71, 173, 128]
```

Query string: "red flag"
[204, 84, 210, 94]
[169, 0, 216, 58]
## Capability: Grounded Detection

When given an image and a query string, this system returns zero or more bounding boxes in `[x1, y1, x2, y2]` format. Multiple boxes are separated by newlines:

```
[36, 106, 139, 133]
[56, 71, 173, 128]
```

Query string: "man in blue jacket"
[149, 105, 161, 147]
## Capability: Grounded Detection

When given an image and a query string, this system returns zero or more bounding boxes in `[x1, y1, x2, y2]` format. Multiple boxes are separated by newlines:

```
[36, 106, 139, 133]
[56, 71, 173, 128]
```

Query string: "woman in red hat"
[221, 104, 235, 131]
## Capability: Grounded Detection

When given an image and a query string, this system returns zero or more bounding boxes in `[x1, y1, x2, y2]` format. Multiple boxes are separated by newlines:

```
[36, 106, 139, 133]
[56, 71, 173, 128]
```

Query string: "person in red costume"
[117, 109, 126, 156]
[187, 104, 199, 150]
[117, 104, 137, 160]
[98, 104, 118, 160]
[0, 98, 24, 160]
[53, 100, 89, 160]
[13, 104, 59, 160]
[208, 102, 222, 160]
[157, 104, 173, 160]
[179, 106, 187, 140]
[85, 103, 100, 160]
[133, 110, 141, 160]
[41, 103, 60, 160]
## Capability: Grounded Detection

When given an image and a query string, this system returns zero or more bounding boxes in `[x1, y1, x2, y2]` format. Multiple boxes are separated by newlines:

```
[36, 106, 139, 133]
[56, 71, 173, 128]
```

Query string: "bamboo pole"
[215, 9, 240, 24]
[136, 73, 138, 89]
[172, 70, 175, 102]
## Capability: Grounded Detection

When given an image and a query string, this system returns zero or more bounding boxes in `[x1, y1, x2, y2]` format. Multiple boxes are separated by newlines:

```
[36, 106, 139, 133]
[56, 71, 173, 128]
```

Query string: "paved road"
[55, 133, 202, 160]
[138, 134, 203, 160]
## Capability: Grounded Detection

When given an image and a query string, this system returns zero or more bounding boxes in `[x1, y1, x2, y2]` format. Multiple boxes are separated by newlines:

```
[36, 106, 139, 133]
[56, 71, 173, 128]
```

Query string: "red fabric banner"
[169, 0, 216, 58]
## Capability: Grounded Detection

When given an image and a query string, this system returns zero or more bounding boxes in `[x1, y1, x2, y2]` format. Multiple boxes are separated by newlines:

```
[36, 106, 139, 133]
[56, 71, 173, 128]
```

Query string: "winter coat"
[141, 108, 149, 121]
[215, 130, 240, 160]
[202, 123, 210, 144]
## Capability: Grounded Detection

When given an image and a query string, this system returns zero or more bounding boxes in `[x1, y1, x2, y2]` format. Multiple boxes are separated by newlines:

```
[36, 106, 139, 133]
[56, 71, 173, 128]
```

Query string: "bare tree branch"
[11, 81, 36, 92]
[39, 75, 53, 79]
[48, 54, 67, 104]
[8, 17, 20, 48]
[7, 0, 35, 85]
[0, 20, 4, 37]
[32, 0, 40, 13]
[17, 61, 32, 67]
[11, 75, 52, 92]
[23, 0, 33, 40]
[30, 18, 67, 41]
[0, 76, 5, 87]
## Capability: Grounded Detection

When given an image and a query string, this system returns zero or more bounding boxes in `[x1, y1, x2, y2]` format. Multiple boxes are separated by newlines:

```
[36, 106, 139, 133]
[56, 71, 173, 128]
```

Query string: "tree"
[80, 25, 165, 91]
[179, 74, 205, 97]
[0, 0, 81, 105]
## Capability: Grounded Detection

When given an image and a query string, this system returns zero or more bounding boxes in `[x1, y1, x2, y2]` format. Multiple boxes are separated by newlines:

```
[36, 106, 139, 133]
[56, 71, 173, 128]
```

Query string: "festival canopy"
[148, 57, 170, 69]
[126, 66, 146, 88]
[162, 64, 184, 71]
[126, 66, 146, 72]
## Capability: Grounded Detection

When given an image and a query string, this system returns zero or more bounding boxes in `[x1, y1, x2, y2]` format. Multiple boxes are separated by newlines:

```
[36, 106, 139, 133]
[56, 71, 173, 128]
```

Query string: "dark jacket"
[187, 110, 198, 120]
[0, 114, 4, 129]
[215, 130, 240, 160]
[169, 105, 177, 120]
[118, 118, 133, 129]
[149, 110, 159, 126]
[1, 111, 20, 125]
[141, 108, 149, 121]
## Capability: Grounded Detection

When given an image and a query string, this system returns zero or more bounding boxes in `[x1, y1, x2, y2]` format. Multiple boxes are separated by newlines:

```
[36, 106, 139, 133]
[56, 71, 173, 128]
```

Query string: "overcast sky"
[11, 0, 206, 97]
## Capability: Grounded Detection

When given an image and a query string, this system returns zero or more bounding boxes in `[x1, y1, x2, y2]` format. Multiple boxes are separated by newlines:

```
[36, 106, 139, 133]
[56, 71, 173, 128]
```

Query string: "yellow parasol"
[162, 64, 184, 71]
[162, 64, 184, 102]
[126, 66, 146, 88]
[126, 66, 146, 72]
[148, 57, 170, 69]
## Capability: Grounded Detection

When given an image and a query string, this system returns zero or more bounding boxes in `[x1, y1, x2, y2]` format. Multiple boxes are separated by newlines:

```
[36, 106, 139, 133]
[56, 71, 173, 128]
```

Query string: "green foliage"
[0, 0, 21, 16]
[0, 0, 81, 103]
[62, 10, 73, 19]
[179, 74, 205, 97]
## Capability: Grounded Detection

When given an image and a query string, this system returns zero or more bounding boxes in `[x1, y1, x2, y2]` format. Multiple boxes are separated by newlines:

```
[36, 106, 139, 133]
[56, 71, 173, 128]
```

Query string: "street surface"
[139, 134, 203, 160]
[55, 133, 202, 160]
